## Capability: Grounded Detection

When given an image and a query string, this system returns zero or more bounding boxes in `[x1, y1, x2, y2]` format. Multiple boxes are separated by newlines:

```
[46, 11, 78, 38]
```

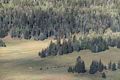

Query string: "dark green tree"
[108, 61, 112, 70]
[102, 72, 106, 78]
[98, 59, 104, 72]
[74, 56, 86, 73]
[0, 40, 6, 47]
[117, 61, 120, 69]
[68, 66, 74, 73]
[89, 60, 99, 74]
[112, 63, 117, 71]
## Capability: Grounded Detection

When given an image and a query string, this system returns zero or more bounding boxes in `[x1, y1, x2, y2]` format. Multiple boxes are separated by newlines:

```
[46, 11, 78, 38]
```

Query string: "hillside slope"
[0, 0, 120, 40]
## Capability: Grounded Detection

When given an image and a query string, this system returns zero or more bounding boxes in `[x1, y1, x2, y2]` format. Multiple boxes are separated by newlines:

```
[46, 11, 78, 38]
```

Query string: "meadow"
[0, 37, 120, 80]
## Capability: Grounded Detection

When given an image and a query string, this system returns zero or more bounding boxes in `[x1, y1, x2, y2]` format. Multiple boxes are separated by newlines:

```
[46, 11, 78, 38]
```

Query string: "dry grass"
[0, 38, 52, 60]
[0, 38, 120, 80]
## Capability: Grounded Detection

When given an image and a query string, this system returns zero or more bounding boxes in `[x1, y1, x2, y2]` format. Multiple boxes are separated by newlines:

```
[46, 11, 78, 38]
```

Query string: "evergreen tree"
[48, 41, 57, 56]
[67, 39, 73, 53]
[117, 61, 120, 69]
[0, 0, 120, 40]
[112, 63, 117, 71]
[39, 49, 47, 58]
[68, 66, 73, 73]
[74, 56, 86, 73]
[89, 60, 99, 74]
[108, 61, 112, 70]
[117, 38, 120, 48]
[0, 40, 6, 47]
[72, 40, 81, 52]
[76, 56, 81, 62]
[98, 59, 104, 72]
[90, 36, 108, 53]
[62, 39, 69, 54]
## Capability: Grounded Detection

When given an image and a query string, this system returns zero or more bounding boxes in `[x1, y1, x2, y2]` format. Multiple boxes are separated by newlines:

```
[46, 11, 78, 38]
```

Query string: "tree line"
[39, 35, 119, 58]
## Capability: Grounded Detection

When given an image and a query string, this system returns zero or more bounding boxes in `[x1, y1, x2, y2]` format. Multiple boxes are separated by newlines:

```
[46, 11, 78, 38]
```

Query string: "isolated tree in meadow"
[74, 56, 86, 73]
[89, 60, 99, 74]
[98, 59, 104, 72]
[76, 56, 81, 62]
[117, 61, 120, 69]
[68, 66, 74, 73]
[108, 61, 112, 70]
[112, 63, 117, 71]
[102, 72, 106, 78]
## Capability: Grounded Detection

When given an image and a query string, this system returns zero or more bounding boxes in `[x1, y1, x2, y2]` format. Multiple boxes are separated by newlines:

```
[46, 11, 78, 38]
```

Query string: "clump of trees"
[67, 56, 107, 78]
[68, 56, 120, 79]
[39, 39, 74, 58]
[68, 57, 106, 74]
[0, 39, 6, 47]
[89, 60, 104, 74]
[39, 36, 109, 58]
[67, 56, 86, 73]
[89, 37, 109, 53]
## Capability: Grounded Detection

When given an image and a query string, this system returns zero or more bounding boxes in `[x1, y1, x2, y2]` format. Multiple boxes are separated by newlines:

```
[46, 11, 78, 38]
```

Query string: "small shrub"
[0, 40, 6, 47]
[40, 68, 42, 70]
[102, 72, 106, 78]
[68, 66, 73, 73]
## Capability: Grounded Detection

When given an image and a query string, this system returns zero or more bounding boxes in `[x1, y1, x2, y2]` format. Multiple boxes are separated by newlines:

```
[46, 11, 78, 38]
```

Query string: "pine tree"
[62, 39, 69, 54]
[67, 39, 73, 53]
[98, 59, 104, 72]
[89, 60, 99, 74]
[112, 63, 117, 71]
[108, 61, 112, 70]
[48, 41, 57, 56]
[76, 56, 81, 62]
[74, 56, 86, 73]
[68, 66, 73, 73]
[118, 61, 120, 69]
[39, 50, 47, 58]
[117, 38, 120, 48]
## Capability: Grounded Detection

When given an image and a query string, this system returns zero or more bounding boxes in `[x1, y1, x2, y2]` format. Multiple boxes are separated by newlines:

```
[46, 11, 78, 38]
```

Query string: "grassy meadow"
[0, 37, 120, 80]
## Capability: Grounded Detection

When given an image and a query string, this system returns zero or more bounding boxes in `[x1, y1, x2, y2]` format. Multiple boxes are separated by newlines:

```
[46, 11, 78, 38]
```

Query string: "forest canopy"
[0, 0, 120, 40]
